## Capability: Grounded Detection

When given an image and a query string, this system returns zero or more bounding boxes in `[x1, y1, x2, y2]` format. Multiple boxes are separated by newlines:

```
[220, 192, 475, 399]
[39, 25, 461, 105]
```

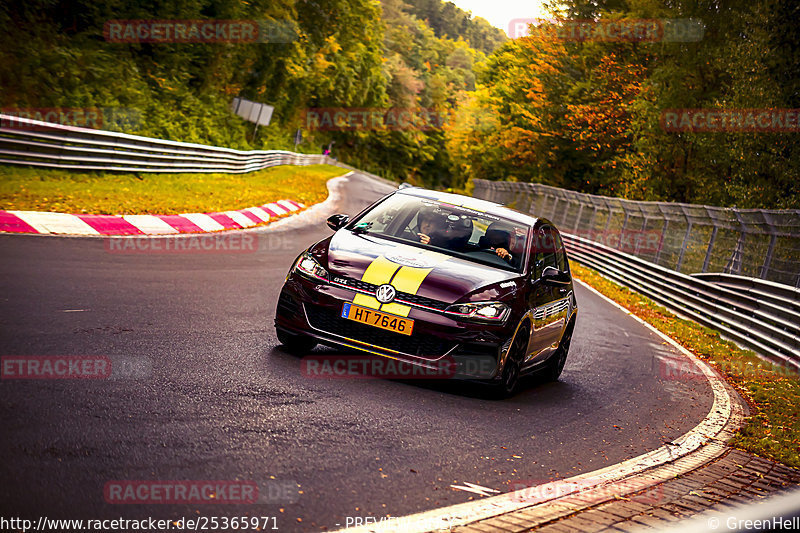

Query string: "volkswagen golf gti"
[275, 186, 577, 396]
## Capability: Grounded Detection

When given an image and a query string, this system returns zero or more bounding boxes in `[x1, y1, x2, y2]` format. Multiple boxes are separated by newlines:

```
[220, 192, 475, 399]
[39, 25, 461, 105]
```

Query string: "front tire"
[493, 326, 528, 398]
[276, 328, 317, 354]
[542, 321, 573, 382]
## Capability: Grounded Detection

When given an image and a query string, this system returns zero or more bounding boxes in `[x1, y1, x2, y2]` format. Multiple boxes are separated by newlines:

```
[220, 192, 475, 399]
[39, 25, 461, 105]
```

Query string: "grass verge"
[571, 263, 800, 468]
[0, 164, 346, 215]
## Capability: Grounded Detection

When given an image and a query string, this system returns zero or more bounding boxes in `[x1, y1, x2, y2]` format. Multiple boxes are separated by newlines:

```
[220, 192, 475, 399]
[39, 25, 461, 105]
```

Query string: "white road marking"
[264, 202, 288, 215]
[276, 199, 300, 212]
[181, 213, 225, 232]
[123, 215, 179, 234]
[225, 211, 257, 228]
[245, 207, 272, 222]
[450, 483, 501, 497]
[9, 211, 100, 235]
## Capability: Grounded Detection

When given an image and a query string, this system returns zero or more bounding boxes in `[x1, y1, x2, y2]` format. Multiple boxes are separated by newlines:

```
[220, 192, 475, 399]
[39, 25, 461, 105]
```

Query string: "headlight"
[293, 253, 329, 282]
[445, 301, 510, 324]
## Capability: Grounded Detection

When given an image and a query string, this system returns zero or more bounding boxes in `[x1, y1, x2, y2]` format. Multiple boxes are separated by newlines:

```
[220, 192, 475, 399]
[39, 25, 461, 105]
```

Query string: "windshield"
[349, 193, 530, 273]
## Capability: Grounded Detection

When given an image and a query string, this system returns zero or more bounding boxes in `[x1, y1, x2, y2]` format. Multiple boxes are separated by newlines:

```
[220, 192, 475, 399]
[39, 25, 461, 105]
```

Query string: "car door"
[525, 225, 563, 363]
[547, 227, 571, 348]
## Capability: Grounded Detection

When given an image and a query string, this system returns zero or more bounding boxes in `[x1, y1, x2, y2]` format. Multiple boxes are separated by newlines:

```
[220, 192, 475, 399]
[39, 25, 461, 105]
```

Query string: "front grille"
[332, 276, 449, 311]
[395, 292, 448, 311]
[305, 305, 456, 358]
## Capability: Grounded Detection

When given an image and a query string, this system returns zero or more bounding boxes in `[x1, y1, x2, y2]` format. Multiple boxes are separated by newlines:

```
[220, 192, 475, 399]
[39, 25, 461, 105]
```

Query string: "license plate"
[341, 303, 414, 336]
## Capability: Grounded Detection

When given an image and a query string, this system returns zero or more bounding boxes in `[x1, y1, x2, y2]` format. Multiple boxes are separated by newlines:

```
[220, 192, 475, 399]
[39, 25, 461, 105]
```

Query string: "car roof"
[397, 187, 540, 227]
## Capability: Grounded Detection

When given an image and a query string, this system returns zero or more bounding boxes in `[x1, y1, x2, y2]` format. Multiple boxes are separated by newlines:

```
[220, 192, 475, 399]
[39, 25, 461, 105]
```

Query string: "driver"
[417, 209, 445, 246]
[481, 222, 516, 262]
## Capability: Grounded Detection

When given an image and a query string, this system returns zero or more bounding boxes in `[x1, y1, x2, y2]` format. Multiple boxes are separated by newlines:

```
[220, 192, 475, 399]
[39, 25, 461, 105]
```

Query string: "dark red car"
[275, 187, 577, 396]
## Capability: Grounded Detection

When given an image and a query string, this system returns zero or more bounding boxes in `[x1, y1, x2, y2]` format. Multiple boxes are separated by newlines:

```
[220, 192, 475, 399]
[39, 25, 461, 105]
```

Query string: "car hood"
[320, 230, 519, 304]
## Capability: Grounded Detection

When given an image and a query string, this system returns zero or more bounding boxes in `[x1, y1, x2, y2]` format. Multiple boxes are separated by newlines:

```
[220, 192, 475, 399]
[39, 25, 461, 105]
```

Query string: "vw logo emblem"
[375, 284, 396, 303]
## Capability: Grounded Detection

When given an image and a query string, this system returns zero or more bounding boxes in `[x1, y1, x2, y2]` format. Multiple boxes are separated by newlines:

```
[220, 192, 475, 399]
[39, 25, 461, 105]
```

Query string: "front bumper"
[275, 274, 514, 380]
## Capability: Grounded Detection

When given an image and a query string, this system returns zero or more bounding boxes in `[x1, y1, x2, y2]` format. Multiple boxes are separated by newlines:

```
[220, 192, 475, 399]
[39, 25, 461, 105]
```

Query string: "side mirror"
[540, 265, 564, 284]
[326, 214, 349, 231]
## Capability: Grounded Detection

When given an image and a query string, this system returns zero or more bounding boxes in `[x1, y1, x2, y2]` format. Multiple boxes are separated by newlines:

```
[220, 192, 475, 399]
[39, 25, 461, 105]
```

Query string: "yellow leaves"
[323, 35, 342, 55]
[313, 53, 335, 72]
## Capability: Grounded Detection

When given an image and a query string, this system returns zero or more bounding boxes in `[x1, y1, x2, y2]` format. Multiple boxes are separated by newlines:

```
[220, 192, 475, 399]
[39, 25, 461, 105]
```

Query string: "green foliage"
[0, 0, 497, 188]
[401, 0, 507, 55]
[451, 0, 800, 208]
[0, 0, 387, 151]
[304, 0, 497, 185]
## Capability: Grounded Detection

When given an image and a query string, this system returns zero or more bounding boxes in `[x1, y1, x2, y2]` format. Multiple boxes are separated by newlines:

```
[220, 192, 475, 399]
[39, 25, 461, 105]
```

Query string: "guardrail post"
[573, 202, 584, 233]
[724, 232, 746, 274]
[561, 194, 571, 227]
[633, 214, 648, 256]
[603, 198, 614, 233]
[548, 194, 559, 221]
[701, 226, 718, 273]
[675, 221, 693, 273]
[588, 204, 598, 231]
[759, 234, 777, 279]
[653, 220, 669, 265]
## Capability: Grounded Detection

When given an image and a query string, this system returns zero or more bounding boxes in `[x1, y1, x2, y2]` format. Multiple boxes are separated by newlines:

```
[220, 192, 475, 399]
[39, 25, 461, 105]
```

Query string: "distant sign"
[231, 98, 274, 126]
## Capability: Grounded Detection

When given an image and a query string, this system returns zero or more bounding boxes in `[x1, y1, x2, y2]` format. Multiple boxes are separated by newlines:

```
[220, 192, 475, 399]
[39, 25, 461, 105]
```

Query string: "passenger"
[480, 222, 515, 262]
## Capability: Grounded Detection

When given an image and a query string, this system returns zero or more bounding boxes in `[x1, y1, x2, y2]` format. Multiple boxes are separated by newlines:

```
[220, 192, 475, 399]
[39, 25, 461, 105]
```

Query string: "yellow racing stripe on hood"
[380, 250, 450, 317]
[353, 250, 450, 316]
[353, 255, 400, 309]
[379, 266, 431, 316]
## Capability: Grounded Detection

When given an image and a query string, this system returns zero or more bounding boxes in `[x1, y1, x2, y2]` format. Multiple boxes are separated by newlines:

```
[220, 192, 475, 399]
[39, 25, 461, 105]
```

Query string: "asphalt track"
[0, 173, 714, 531]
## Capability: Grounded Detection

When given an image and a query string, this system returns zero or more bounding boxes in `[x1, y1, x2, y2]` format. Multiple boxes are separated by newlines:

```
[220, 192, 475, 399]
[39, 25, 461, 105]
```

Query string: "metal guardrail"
[562, 233, 800, 371]
[691, 272, 800, 309]
[472, 180, 800, 288]
[0, 113, 331, 173]
[472, 180, 800, 371]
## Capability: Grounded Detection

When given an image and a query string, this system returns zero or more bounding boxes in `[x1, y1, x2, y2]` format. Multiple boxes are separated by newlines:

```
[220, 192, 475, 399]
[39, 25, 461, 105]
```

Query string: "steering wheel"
[478, 248, 513, 262]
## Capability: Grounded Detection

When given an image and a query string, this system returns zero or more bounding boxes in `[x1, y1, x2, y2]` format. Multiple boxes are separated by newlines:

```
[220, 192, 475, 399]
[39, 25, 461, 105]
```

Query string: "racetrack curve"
[0, 172, 714, 531]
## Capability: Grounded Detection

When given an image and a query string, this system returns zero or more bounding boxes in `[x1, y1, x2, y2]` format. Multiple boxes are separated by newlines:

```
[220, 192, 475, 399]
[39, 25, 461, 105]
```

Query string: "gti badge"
[375, 284, 396, 303]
